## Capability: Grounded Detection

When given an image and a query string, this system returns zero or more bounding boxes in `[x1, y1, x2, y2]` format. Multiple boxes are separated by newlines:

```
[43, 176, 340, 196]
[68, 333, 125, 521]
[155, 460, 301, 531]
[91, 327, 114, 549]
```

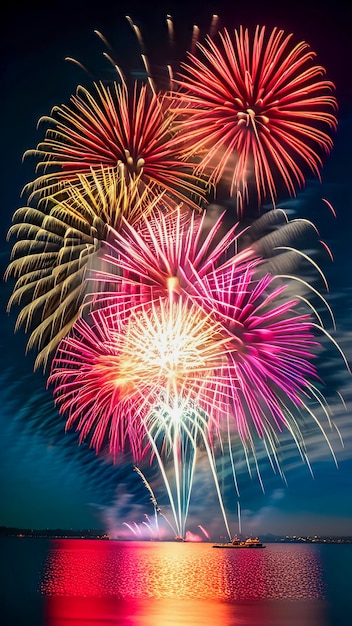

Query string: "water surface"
[1, 538, 351, 625]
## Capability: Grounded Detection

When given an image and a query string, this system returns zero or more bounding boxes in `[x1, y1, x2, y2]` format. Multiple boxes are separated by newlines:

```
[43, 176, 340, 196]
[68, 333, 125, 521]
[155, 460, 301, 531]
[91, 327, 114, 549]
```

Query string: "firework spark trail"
[140, 406, 197, 537]
[141, 397, 233, 538]
[122, 522, 138, 536]
[171, 25, 337, 211]
[198, 524, 211, 540]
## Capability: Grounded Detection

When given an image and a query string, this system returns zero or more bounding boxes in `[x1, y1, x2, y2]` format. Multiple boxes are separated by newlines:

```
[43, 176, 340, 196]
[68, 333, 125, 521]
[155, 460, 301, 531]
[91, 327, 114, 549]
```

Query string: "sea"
[1, 537, 351, 626]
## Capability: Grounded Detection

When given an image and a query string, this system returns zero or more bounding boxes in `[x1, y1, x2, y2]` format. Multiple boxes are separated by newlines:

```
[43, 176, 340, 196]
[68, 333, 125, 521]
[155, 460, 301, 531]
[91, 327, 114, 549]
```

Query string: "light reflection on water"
[41, 540, 328, 625]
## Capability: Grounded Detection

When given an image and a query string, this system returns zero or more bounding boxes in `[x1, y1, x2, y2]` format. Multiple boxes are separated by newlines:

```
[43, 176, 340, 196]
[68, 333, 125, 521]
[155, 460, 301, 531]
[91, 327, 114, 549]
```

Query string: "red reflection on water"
[46, 595, 325, 626]
[42, 540, 327, 626]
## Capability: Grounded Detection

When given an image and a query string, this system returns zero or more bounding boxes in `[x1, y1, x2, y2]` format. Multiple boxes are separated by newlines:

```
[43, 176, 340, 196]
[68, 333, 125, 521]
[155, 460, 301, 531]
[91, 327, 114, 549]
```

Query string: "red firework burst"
[24, 79, 204, 208]
[172, 25, 337, 209]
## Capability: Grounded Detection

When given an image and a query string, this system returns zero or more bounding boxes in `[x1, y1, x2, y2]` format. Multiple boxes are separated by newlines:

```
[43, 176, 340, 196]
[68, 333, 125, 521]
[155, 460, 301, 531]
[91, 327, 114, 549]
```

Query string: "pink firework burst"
[24, 79, 204, 208]
[172, 25, 337, 209]
[48, 248, 344, 467]
[87, 204, 253, 314]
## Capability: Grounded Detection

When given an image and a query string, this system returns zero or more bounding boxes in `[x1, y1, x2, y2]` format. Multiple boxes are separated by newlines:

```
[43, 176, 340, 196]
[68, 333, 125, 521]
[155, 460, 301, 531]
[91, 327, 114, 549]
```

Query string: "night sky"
[1, 0, 352, 540]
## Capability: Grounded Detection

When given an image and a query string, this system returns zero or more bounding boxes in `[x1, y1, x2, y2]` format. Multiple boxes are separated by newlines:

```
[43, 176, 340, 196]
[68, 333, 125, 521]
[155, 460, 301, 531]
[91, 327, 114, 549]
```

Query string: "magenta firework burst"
[190, 262, 322, 444]
[67, 203, 336, 445]
[172, 25, 337, 209]
[49, 243, 344, 464]
[79, 199, 350, 457]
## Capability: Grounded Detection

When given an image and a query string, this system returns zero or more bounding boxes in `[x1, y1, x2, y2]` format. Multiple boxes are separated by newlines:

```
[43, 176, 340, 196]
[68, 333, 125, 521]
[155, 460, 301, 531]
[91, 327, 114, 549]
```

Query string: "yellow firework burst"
[5, 166, 162, 370]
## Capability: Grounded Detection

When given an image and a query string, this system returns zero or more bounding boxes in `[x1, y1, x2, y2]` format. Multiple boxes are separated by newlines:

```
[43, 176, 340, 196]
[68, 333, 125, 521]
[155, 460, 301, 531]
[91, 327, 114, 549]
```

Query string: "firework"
[188, 253, 351, 495]
[171, 25, 337, 210]
[49, 207, 349, 534]
[134, 466, 161, 536]
[194, 263, 320, 438]
[6, 14, 348, 540]
[24, 79, 205, 208]
[5, 167, 161, 370]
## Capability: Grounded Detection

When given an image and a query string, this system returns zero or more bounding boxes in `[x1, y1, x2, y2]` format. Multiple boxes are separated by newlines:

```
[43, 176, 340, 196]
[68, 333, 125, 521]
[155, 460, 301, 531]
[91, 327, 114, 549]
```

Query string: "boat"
[213, 500, 266, 548]
[213, 536, 266, 549]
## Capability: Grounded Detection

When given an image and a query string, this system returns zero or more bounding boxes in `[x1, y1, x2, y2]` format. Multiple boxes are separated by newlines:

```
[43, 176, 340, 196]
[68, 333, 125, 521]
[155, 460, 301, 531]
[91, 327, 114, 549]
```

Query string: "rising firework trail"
[237, 501, 242, 536]
[198, 524, 211, 540]
[134, 466, 161, 536]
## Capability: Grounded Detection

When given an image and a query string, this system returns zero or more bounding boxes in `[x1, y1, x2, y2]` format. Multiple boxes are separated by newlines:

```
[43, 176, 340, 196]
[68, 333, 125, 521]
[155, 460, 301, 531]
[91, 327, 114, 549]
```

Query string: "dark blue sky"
[1, 0, 352, 539]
